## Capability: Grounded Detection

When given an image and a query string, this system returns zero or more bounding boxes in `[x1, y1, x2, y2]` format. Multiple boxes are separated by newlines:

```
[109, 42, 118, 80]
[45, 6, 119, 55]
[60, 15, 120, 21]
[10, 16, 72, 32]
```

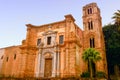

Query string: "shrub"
[80, 72, 90, 78]
[96, 71, 106, 78]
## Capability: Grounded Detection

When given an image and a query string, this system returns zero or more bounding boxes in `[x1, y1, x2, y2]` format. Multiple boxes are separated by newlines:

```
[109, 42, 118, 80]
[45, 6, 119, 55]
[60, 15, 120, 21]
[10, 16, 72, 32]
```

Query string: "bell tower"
[82, 3, 108, 76]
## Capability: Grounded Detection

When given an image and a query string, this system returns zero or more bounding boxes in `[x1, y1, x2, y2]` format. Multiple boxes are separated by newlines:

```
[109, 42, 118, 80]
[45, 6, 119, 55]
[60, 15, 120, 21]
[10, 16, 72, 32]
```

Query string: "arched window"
[88, 8, 92, 14]
[91, 21, 93, 29]
[88, 21, 93, 30]
[88, 9, 90, 14]
[90, 8, 92, 14]
[90, 38, 95, 48]
[88, 22, 91, 30]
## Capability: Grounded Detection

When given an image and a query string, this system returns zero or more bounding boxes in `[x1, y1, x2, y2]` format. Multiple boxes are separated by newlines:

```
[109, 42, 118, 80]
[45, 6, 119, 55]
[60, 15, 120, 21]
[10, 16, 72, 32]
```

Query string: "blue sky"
[0, 0, 120, 48]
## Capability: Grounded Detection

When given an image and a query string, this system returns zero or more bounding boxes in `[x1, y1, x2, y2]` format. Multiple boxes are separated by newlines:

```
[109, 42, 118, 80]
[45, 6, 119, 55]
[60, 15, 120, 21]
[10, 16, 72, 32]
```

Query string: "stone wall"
[0, 46, 21, 77]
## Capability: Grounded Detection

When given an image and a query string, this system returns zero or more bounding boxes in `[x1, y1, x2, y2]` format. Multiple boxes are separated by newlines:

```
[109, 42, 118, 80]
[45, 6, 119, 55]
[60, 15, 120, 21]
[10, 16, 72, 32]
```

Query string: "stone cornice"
[20, 45, 37, 50]
[0, 45, 21, 49]
[64, 14, 75, 22]
[83, 2, 97, 9]
[26, 20, 65, 28]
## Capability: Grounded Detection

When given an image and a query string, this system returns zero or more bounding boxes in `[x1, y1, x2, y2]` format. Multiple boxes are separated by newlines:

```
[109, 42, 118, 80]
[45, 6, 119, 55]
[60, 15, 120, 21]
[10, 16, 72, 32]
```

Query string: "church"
[0, 3, 107, 78]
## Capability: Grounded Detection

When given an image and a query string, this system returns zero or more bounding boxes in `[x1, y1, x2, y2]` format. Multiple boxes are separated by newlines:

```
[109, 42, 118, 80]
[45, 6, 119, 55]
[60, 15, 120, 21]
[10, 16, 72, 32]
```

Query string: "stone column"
[35, 53, 40, 77]
[40, 53, 44, 77]
[57, 52, 60, 76]
[52, 52, 56, 77]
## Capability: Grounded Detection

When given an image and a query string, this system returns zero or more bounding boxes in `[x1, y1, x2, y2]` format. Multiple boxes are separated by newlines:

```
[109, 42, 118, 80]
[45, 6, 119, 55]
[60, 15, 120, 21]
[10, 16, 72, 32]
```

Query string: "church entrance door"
[44, 58, 52, 77]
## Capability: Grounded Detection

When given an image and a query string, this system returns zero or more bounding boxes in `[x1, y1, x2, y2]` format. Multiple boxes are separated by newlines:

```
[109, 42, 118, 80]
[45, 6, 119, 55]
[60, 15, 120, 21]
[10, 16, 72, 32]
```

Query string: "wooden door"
[44, 58, 52, 77]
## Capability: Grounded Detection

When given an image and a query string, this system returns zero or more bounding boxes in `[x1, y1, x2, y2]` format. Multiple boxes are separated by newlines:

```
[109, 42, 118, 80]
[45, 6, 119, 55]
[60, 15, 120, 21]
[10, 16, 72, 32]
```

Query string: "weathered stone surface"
[0, 3, 107, 78]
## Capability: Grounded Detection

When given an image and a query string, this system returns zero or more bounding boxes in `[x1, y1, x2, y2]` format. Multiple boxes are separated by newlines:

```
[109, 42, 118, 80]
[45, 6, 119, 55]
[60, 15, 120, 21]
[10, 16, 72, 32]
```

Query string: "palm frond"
[112, 10, 120, 25]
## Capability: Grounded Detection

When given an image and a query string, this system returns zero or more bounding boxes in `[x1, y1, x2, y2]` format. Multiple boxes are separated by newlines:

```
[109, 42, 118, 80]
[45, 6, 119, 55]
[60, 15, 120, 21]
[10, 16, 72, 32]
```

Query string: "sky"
[0, 0, 120, 48]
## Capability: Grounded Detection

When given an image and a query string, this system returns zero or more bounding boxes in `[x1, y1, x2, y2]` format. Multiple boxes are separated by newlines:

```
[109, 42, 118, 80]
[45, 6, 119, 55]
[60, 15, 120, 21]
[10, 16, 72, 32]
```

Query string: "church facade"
[0, 3, 107, 78]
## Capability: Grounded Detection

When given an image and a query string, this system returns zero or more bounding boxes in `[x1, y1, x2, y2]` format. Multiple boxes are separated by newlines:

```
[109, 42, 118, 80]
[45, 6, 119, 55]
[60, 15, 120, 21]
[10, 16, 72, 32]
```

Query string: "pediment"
[43, 30, 57, 36]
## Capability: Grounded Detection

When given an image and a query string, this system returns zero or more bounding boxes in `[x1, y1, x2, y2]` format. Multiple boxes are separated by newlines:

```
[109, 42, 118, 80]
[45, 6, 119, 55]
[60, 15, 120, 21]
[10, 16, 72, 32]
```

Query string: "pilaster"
[19, 45, 37, 77]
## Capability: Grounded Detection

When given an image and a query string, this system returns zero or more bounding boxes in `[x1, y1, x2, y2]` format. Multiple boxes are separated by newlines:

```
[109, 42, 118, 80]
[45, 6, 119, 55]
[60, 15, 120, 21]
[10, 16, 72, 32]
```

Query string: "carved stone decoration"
[44, 53, 52, 58]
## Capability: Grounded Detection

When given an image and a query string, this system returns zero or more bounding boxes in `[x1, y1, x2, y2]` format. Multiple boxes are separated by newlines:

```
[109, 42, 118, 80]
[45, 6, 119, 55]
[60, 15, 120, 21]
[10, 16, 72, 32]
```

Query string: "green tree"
[103, 24, 120, 79]
[112, 10, 120, 25]
[82, 48, 101, 79]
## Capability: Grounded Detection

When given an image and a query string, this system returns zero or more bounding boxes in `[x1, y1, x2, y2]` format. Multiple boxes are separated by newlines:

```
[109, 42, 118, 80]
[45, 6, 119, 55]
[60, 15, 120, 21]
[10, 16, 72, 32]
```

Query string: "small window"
[1, 55, 3, 59]
[6, 57, 9, 62]
[37, 38, 41, 46]
[14, 54, 16, 60]
[59, 35, 64, 44]
[47, 37, 51, 45]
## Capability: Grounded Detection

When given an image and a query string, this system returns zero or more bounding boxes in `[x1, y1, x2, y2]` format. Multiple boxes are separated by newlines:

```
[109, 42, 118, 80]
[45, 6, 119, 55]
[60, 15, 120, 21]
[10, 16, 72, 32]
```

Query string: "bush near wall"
[96, 71, 106, 79]
[80, 72, 90, 78]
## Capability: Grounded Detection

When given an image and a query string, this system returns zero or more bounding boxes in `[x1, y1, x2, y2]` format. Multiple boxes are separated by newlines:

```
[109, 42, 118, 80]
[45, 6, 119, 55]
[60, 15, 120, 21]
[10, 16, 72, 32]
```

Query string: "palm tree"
[82, 48, 102, 79]
[112, 10, 120, 25]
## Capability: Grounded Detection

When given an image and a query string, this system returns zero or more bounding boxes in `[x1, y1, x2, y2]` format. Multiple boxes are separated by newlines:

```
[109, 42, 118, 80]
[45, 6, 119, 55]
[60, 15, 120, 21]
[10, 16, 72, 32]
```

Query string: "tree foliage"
[103, 24, 120, 75]
[112, 10, 120, 25]
[103, 24, 120, 65]
[82, 48, 101, 78]
[82, 48, 101, 63]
